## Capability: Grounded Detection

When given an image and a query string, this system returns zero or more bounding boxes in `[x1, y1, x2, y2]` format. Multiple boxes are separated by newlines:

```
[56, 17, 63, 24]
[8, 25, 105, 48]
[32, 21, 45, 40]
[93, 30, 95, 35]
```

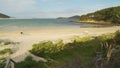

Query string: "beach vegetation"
[4, 41, 12, 45]
[30, 37, 101, 68]
[16, 56, 47, 68]
[114, 30, 120, 45]
[0, 48, 13, 55]
[15, 30, 120, 68]
[30, 40, 65, 58]
[0, 58, 6, 68]
[0, 40, 16, 46]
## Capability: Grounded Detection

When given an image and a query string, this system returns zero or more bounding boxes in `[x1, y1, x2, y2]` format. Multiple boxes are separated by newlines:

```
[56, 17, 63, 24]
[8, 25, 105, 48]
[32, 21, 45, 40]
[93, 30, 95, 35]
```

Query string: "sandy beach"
[0, 26, 120, 62]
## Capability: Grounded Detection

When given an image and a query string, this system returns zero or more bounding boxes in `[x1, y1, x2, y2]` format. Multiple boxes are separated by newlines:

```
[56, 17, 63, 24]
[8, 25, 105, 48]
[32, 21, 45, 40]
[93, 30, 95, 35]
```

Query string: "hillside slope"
[68, 15, 80, 19]
[79, 6, 120, 24]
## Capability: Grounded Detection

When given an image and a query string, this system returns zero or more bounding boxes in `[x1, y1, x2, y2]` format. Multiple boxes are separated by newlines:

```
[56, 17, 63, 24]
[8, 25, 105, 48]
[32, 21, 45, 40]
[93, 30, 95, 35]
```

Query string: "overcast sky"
[0, 0, 120, 18]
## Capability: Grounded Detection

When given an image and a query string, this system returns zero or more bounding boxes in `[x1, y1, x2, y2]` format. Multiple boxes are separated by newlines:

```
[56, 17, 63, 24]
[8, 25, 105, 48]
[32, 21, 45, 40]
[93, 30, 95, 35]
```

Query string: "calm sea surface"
[0, 18, 95, 30]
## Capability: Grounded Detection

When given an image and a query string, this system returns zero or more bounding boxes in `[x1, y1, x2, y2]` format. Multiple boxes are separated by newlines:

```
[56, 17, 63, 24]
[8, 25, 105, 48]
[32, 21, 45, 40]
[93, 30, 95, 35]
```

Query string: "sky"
[0, 0, 120, 18]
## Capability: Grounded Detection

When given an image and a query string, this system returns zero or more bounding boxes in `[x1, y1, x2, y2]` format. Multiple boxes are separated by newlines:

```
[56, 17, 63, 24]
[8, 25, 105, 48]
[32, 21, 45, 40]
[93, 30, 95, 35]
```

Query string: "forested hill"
[79, 6, 120, 24]
[0, 13, 10, 18]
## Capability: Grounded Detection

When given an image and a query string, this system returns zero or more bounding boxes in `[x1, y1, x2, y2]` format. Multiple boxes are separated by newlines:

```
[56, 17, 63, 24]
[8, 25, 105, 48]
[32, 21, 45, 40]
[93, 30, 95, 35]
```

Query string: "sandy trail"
[0, 26, 120, 62]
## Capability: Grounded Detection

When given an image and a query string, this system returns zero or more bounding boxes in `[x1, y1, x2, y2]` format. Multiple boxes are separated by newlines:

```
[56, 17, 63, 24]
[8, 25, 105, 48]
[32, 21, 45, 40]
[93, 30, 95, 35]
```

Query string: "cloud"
[0, 0, 36, 14]
[29, 7, 98, 18]
[41, 0, 68, 2]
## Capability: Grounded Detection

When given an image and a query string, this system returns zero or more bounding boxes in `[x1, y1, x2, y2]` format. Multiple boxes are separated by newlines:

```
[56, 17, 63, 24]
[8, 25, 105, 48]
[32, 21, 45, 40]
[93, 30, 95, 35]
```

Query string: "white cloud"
[29, 7, 98, 18]
[0, 0, 36, 13]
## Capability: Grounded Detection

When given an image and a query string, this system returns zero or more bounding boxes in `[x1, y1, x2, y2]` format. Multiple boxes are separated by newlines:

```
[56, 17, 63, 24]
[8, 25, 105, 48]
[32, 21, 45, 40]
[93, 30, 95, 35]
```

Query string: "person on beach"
[20, 32, 23, 35]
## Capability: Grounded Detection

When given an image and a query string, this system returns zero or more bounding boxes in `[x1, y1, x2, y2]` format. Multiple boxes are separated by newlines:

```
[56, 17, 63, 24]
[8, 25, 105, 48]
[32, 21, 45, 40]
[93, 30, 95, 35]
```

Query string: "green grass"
[0, 48, 13, 55]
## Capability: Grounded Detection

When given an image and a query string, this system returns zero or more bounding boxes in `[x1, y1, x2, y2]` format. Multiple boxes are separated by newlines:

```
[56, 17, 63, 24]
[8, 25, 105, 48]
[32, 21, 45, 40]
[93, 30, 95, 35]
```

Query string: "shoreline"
[71, 20, 120, 26]
[0, 25, 119, 32]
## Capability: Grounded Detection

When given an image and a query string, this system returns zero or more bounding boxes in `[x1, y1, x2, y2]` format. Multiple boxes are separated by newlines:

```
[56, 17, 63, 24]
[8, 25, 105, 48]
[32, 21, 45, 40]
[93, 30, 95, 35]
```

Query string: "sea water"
[0, 18, 95, 30]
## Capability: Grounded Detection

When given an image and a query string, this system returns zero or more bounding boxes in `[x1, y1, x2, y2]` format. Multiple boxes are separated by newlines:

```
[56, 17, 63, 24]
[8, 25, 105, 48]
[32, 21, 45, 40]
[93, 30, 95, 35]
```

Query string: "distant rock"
[57, 17, 67, 19]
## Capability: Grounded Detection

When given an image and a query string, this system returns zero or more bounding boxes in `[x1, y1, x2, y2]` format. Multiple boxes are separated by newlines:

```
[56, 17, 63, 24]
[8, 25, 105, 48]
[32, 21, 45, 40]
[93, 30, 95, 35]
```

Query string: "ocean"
[0, 18, 95, 30]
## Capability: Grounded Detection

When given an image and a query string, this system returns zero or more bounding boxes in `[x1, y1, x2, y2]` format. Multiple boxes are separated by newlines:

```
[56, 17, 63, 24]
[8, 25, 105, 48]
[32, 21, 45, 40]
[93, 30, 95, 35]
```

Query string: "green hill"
[68, 15, 80, 19]
[79, 6, 120, 24]
[57, 15, 80, 20]
[0, 13, 10, 18]
[57, 17, 67, 19]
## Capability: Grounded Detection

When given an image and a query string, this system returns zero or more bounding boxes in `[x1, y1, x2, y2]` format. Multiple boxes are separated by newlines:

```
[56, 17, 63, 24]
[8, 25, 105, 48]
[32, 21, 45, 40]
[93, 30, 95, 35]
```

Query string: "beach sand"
[0, 26, 120, 62]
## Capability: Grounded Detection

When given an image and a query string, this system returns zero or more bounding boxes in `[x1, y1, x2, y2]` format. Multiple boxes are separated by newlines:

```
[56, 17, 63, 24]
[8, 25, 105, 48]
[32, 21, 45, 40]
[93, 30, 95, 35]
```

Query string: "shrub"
[30, 41, 54, 57]
[30, 40, 65, 58]
[114, 30, 120, 45]
[16, 56, 46, 68]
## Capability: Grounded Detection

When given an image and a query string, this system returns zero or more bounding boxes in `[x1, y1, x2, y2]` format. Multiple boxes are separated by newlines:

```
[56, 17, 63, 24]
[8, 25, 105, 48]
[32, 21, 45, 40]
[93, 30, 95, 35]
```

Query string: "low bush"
[30, 40, 65, 58]
[16, 56, 47, 68]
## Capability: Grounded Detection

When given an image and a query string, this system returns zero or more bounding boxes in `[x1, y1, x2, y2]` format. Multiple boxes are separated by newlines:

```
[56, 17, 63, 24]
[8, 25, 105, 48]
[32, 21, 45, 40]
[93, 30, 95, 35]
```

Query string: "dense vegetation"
[79, 6, 120, 24]
[16, 56, 46, 68]
[0, 13, 10, 18]
[30, 40, 65, 58]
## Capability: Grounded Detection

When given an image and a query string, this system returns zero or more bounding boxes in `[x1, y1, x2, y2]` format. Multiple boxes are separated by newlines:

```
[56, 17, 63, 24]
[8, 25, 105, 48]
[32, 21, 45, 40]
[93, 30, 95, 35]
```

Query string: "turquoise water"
[0, 18, 95, 30]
